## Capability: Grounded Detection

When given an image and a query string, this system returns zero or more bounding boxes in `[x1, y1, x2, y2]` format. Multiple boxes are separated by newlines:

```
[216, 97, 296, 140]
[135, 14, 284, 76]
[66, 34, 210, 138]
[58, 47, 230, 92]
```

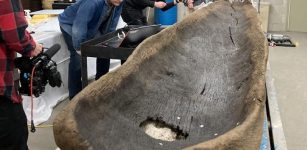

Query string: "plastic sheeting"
[22, 16, 126, 125]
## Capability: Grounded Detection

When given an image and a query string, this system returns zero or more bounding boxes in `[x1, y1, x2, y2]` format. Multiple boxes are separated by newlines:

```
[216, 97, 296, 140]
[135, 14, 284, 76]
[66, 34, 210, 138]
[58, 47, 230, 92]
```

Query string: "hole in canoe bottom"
[139, 117, 189, 142]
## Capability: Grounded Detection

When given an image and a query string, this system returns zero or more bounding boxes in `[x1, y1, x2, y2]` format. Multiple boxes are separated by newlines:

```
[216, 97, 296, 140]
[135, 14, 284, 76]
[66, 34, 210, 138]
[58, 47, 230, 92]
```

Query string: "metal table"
[80, 25, 162, 88]
[80, 28, 133, 88]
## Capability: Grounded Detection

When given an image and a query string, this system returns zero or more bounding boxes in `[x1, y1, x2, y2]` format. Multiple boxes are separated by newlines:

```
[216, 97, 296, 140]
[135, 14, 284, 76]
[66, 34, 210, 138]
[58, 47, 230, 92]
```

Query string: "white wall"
[262, 0, 289, 32]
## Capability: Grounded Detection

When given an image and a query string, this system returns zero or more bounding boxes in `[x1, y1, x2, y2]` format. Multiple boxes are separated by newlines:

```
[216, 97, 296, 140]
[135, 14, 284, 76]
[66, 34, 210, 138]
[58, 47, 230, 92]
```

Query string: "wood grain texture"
[54, 0, 268, 149]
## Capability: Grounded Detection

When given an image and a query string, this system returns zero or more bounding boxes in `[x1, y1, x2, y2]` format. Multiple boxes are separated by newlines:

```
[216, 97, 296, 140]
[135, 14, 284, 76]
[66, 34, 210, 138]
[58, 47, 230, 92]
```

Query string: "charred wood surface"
[54, 1, 268, 150]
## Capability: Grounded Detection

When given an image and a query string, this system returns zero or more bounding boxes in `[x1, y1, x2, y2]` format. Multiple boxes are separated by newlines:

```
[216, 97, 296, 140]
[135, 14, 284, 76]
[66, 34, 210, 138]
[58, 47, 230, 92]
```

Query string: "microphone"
[44, 44, 61, 58]
[14, 44, 61, 71]
[31, 43, 61, 67]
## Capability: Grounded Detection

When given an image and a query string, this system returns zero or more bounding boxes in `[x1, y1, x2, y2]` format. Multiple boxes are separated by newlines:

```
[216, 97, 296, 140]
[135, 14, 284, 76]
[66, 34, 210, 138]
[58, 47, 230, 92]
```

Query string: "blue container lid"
[154, 1, 177, 25]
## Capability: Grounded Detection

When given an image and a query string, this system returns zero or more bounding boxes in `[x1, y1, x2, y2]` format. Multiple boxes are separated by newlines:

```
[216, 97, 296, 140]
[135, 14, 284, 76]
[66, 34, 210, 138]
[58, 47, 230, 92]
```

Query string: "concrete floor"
[27, 32, 307, 150]
[268, 32, 307, 150]
[28, 99, 68, 150]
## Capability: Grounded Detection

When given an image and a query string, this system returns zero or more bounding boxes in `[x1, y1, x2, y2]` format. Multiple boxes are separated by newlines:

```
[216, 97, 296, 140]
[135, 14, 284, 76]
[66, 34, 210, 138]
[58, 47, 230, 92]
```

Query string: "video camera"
[15, 44, 62, 97]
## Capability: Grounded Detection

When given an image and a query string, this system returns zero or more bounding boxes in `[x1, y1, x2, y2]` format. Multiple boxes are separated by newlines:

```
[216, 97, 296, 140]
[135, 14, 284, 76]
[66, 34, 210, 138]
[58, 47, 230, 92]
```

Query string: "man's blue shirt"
[59, 0, 123, 50]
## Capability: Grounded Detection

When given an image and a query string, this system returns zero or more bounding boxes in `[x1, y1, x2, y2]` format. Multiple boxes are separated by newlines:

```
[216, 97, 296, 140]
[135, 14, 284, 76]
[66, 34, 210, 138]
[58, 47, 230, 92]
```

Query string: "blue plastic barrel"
[154, 0, 177, 25]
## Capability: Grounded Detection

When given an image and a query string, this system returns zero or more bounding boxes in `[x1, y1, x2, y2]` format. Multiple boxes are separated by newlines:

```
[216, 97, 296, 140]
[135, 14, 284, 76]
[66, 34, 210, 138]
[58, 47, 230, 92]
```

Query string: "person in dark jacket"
[122, 0, 167, 25]
[0, 0, 43, 149]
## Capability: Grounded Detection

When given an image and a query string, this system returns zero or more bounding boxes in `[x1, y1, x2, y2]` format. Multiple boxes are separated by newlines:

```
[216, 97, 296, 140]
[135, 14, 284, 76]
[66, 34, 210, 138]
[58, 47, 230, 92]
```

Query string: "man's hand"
[155, 1, 167, 8]
[30, 42, 43, 57]
[187, 0, 194, 8]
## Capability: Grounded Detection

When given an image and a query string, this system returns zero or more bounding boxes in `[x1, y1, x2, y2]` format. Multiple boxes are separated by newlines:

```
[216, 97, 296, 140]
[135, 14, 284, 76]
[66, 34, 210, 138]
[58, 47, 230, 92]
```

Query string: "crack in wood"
[166, 71, 175, 77]
[237, 77, 249, 90]
[200, 83, 206, 95]
[229, 27, 235, 46]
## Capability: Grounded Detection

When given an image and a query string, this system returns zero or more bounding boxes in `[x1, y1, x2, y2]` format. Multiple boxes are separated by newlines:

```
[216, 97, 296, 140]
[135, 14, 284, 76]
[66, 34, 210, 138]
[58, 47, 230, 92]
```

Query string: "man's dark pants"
[60, 27, 110, 99]
[0, 96, 28, 150]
